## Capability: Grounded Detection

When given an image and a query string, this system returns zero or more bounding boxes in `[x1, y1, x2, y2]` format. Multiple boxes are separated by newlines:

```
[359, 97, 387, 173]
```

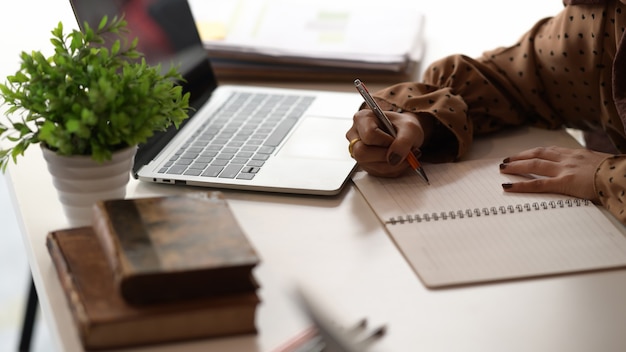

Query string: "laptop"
[68, 0, 362, 195]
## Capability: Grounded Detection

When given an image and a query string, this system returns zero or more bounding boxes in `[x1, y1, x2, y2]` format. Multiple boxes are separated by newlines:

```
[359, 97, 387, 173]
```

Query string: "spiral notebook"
[353, 158, 626, 287]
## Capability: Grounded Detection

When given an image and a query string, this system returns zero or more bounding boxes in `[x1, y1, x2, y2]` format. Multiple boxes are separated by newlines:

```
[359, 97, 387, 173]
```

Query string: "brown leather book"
[91, 191, 261, 305]
[46, 227, 259, 350]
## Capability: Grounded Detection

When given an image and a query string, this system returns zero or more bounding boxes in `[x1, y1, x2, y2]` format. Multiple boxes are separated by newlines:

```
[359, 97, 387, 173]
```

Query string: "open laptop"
[68, 0, 362, 195]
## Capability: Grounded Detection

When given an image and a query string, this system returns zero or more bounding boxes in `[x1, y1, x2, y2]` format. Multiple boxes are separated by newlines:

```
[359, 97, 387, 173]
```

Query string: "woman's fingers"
[346, 137, 408, 177]
[347, 110, 423, 177]
[498, 158, 561, 178]
[501, 175, 570, 194]
[503, 145, 565, 162]
[499, 146, 610, 202]
[350, 109, 394, 147]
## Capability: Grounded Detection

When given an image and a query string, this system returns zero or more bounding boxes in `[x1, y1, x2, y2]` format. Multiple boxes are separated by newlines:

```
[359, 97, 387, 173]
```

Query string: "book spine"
[386, 198, 591, 225]
[92, 202, 129, 284]
[45, 231, 90, 338]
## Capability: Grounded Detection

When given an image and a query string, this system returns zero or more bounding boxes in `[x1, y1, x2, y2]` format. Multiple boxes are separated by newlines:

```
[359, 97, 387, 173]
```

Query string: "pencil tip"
[416, 167, 429, 184]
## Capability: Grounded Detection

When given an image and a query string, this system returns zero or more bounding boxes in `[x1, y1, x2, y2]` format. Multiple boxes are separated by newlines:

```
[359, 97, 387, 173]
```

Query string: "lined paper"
[353, 158, 626, 287]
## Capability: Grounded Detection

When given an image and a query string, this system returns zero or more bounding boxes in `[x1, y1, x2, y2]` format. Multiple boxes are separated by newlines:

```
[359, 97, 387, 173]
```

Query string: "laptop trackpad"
[278, 116, 351, 160]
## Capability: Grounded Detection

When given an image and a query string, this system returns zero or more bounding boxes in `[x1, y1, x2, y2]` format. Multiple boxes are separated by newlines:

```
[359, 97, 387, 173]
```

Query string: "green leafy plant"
[0, 15, 190, 171]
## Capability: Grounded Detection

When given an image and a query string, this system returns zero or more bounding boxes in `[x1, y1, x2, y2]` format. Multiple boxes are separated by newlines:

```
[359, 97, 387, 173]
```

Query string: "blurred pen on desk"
[272, 288, 387, 352]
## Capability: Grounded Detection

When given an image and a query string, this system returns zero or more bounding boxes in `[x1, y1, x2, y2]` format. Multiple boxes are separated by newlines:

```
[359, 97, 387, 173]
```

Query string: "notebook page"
[353, 158, 575, 223]
[352, 158, 626, 287]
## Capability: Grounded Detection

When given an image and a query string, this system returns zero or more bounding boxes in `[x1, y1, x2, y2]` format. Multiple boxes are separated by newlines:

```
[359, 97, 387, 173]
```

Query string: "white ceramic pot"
[41, 145, 137, 227]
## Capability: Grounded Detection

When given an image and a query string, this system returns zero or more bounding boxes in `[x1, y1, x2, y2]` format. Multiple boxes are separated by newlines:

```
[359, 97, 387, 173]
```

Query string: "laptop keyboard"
[157, 92, 315, 180]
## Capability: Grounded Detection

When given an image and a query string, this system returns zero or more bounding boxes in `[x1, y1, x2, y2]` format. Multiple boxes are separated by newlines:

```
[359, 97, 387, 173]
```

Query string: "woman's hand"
[499, 146, 611, 202]
[346, 110, 427, 177]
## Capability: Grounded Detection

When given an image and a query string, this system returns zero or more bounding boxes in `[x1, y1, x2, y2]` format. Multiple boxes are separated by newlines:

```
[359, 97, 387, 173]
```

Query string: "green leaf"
[111, 40, 120, 56]
[98, 15, 108, 31]
[70, 31, 83, 51]
[51, 22, 63, 39]
[10, 72, 29, 83]
[50, 37, 63, 49]
[65, 119, 80, 133]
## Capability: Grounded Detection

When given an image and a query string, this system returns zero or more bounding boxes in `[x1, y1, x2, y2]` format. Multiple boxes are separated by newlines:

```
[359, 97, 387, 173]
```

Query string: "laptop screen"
[68, 0, 218, 174]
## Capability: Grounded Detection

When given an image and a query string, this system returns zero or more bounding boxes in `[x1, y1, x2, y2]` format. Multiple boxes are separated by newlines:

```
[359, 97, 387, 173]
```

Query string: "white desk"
[5, 1, 626, 351]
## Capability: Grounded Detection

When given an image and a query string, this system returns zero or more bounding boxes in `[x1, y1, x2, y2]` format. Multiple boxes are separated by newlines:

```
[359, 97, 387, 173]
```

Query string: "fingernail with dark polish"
[502, 183, 513, 189]
[502, 157, 510, 163]
[388, 153, 402, 166]
[499, 163, 506, 170]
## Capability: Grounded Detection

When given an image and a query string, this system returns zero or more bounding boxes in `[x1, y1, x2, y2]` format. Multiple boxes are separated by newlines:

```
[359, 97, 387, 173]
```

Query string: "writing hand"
[346, 110, 426, 177]
[499, 146, 610, 202]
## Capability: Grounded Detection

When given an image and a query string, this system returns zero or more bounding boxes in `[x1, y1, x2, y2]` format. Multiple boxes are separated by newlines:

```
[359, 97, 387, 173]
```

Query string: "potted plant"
[0, 15, 190, 226]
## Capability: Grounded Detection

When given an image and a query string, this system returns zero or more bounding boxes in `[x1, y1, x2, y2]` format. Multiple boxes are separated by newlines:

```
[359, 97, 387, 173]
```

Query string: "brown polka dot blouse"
[370, 0, 626, 224]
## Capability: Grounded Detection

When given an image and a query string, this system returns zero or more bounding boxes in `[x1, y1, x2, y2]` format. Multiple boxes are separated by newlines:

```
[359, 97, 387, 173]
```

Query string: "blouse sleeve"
[370, 54, 546, 162]
[595, 156, 626, 223]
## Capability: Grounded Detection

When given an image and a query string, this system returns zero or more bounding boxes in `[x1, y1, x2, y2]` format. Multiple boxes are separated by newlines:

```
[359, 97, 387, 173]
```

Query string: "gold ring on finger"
[348, 138, 361, 158]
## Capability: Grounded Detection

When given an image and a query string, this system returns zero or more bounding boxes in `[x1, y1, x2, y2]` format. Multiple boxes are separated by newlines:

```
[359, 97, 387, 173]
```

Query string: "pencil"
[354, 79, 430, 184]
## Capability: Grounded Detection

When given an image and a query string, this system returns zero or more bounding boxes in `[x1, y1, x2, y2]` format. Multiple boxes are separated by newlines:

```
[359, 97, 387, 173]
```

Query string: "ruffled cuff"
[595, 155, 626, 224]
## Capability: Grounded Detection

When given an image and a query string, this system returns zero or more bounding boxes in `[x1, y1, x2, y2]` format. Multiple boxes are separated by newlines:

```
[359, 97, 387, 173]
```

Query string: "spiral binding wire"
[386, 198, 591, 225]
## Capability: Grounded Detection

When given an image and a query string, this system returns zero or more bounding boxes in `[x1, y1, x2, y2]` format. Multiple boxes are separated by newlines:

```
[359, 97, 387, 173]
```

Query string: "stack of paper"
[189, 0, 425, 82]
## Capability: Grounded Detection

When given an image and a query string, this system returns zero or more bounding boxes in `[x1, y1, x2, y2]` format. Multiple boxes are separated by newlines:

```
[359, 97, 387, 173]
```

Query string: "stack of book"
[190, 0, 425, 83]
[46, 191, 261, 350]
